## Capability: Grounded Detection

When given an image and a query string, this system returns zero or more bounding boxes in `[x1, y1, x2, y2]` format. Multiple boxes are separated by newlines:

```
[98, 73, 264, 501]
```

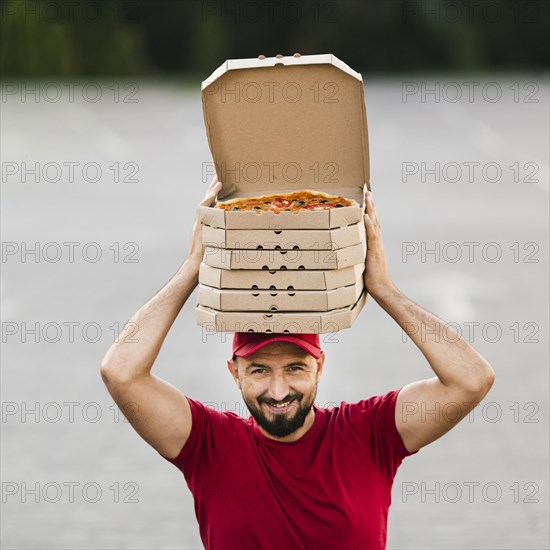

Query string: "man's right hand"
[186, 175, 223, 265]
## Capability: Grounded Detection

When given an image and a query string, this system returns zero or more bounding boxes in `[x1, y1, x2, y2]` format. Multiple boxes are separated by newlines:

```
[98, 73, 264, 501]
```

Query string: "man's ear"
[227, 357, 241, 389]
[315, 351, 325, 382]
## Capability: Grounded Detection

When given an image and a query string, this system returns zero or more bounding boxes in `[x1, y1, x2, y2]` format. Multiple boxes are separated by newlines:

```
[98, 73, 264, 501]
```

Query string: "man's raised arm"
[100, 177, 222, 459]
[362, 191, 495, 454]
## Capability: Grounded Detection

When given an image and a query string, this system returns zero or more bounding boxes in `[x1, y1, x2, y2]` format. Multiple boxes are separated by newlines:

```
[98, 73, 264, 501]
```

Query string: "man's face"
[227, 342, 324, 440]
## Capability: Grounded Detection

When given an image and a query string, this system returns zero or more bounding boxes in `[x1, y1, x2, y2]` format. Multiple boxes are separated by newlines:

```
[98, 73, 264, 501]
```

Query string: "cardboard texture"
[196, 290, 367, 334]
[198, 282, 363, 312]
[203, 241, 366, 270]
[198, 52, 370, 230]
[199, 262, 365, 290]
[202, 222, 364, 250]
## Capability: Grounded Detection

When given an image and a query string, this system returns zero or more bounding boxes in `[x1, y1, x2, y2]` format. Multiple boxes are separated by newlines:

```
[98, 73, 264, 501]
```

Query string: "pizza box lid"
[199, 53, 370, 223]
[196, 289, 367, 334]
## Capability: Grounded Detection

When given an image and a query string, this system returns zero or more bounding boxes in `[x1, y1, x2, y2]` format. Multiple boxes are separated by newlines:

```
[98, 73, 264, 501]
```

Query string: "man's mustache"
[258, 394, 302, 406]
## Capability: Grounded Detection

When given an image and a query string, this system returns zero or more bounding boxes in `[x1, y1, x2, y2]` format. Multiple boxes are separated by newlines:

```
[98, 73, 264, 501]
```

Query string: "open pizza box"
[196, 53, 370, 332]
[198, 53, 370, 232]
[197, 289, 367, 334]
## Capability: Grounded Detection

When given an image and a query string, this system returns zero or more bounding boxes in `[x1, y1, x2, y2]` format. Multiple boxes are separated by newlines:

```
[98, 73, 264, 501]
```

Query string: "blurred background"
[2, 0, 549, 78]
[1, 0, 549, 549]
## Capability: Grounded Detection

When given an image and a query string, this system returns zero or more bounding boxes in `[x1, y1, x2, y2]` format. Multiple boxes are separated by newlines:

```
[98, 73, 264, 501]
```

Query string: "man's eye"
[288, 366, 303, 372]
[252, 369, 265, 374]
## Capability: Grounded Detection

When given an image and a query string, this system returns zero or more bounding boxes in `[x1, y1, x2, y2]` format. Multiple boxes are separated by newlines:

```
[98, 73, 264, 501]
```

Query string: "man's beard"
[242, 388, 316, 438]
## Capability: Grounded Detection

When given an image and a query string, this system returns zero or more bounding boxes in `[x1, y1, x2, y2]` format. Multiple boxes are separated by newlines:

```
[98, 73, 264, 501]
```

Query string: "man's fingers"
[365, 191, 377, 225]
[200, 177, 223, 206]
[206, 175, 221, 194]
[363, 213, 377, 238]
[209, 179, 222, 195]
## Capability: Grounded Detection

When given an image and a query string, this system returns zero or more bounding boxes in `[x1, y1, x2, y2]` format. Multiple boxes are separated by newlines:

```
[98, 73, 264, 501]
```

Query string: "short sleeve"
[159, 397, 210, 471]
[346, 388, 418, 479]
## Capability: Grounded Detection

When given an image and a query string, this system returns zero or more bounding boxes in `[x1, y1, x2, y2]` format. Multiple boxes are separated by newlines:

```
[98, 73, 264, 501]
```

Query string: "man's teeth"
[271, 401, 292, 408]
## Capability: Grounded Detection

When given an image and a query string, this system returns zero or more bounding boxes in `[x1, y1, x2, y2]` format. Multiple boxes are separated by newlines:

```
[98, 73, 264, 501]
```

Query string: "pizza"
[214, 190, 357, 213]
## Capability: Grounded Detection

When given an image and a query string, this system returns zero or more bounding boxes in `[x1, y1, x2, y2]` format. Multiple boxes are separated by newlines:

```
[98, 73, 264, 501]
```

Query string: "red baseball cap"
[232, 332, 322, 359]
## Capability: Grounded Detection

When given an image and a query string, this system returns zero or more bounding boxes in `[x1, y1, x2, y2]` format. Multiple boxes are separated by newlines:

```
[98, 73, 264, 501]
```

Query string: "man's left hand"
[362, 190, 395, 299]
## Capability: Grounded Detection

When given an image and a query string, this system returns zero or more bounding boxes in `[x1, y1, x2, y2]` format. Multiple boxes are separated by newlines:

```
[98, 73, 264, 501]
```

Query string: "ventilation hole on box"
[283, 329, 290, 333]
[275, 245, 282, 250]
[288, 292, 296, 297]
[293, 245, 300, 250]
[256, 245, 263, 250]
[252, 292, 260, 297]
[280, 266, 287, 270]
[269, 285, 276, 290]
[265, 314, 273, 319]
[274, 230, 282, 235]
[262, 265, 269, 270]
[270, 306, 278, 312]
[270, 292, 277, 297]
[251, 285, 258, 290]
[298, 265, 305, 270]
[280, 250, 287, 255]
[269, 270, 276, 274]
[266, 329, 273, 333]
[287, 285, 294, 291]
[248, 328, 255, 332]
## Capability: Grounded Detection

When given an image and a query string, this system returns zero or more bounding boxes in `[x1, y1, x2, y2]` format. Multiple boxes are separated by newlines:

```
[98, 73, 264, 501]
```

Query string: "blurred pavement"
[1, 75, 549, 549]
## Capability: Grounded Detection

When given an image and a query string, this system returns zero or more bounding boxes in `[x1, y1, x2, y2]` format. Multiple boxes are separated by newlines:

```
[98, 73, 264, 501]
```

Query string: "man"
[100, 176, 495, 549]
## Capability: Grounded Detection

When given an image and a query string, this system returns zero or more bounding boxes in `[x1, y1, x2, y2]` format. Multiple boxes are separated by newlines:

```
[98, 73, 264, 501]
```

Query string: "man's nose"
[267, 373, 290, 402]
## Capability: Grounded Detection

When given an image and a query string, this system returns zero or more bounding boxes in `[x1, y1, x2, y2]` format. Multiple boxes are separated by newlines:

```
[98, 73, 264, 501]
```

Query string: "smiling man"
[229, 334, 323, 441]
[100, 177, 495, 549]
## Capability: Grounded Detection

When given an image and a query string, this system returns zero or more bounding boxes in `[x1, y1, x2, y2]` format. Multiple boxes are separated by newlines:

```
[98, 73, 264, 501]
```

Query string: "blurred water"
[1, 75, 549, 549]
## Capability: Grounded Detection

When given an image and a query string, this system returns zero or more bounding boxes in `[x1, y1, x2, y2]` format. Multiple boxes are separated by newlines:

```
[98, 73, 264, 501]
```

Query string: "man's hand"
[186, 175, 223, 265]
[101, 176, 223, 398]
[362, 190, 396, 298]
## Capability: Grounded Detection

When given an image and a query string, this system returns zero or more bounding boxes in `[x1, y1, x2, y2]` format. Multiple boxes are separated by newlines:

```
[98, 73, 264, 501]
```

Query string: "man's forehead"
[242, 341, 310, 362]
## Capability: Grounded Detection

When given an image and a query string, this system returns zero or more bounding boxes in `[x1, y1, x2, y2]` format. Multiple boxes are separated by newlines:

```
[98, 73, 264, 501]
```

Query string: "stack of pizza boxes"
[196, 53, 370, 334]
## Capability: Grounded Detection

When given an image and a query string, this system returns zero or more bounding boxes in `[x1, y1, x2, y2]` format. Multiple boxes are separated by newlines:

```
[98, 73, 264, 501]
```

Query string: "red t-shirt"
[161, 389, 417, 550]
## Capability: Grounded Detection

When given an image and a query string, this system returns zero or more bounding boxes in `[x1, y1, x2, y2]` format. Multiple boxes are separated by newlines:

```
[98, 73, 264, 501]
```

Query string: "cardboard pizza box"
[196, 289, 367, 334]
[203, 240, 366, 270]
[201, 222, 364, 250]
[199, 262, 365, 290]
[198, 53, 370, 230]
[197, 282, 363, 312]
